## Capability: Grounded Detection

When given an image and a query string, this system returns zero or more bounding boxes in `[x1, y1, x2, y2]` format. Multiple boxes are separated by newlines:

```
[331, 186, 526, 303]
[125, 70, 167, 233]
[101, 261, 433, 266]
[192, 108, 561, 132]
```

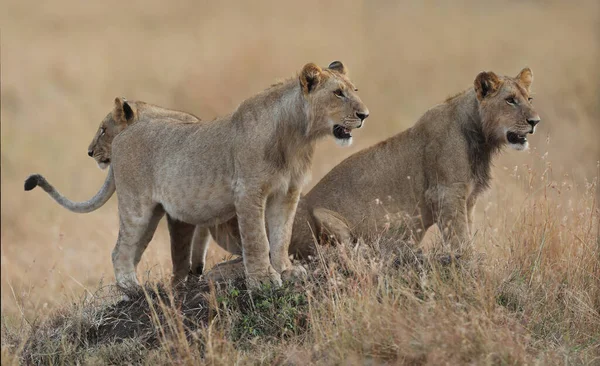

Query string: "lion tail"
[24, 166, 116, 213]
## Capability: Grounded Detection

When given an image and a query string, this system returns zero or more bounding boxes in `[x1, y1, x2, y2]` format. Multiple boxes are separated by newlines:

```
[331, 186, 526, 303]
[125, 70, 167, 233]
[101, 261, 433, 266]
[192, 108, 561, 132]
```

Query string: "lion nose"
[88, 150, 94, 157]
[356, 111, 369, 121]
[527, 118, 540, 128]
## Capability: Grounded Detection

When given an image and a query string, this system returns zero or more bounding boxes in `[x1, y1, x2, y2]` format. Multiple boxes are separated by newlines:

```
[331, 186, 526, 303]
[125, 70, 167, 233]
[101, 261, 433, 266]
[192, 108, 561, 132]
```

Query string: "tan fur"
[203, 68, 541, 278]
[26, 61, 369, 293]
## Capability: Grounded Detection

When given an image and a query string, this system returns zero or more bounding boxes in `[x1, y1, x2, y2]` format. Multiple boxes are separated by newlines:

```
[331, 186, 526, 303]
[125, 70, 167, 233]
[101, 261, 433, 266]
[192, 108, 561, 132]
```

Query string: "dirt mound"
[15, 271, 313, 364]
[7, 243, 487, 365]
[88, 279, 214, 347]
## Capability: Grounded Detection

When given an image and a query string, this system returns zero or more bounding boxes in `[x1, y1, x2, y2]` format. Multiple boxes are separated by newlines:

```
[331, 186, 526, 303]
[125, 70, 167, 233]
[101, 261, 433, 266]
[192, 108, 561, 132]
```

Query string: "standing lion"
[25, 61, 369, 293]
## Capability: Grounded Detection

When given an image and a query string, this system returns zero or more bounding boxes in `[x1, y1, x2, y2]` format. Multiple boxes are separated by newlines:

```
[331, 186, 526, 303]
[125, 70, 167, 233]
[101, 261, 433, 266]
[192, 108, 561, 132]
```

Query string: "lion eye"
[528, 97, 533, 103]
[100, 128, 106, 136]
[333, 89, 344, 98]
[506, 97, 517, 106]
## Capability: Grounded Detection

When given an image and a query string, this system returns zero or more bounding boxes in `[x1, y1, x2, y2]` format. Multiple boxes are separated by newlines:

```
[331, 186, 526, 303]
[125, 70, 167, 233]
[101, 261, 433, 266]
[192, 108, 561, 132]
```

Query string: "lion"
[24, 98, 210, 279]
[25, 61, 370, 293]
[199, 67, 540, 279]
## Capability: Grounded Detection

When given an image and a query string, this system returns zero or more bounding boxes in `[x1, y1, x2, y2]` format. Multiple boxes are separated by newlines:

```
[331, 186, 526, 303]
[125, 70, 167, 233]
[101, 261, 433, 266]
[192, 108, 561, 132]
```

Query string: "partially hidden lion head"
[299, 61, 369, 147]
[88, 97, 136, 169]
[87, 98, 201, 169]
[474, 67, 541, 151]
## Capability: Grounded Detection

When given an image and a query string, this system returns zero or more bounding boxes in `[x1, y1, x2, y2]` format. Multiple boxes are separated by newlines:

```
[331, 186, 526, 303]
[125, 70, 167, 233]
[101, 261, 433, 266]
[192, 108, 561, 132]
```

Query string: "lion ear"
[327, 60, 347, 75]
[112, 97, 135, 124]
[516, 67, 533, 93]
[474, 71, 501, 100]
[300, 63, 323, 94]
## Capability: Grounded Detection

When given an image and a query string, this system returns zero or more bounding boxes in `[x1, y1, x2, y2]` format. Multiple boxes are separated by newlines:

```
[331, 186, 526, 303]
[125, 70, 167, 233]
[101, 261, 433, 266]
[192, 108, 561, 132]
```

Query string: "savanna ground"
[1, 0, 599, 364]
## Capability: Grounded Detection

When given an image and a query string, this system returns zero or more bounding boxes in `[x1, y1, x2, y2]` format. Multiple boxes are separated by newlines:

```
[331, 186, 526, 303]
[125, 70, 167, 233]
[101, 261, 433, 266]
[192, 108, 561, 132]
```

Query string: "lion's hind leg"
[190, 226, 210, 276]
[312, 207, 354, 246]
[166, 216, 197, 286]
[133, 205, 165, 268]
[112, 203, 162, 295]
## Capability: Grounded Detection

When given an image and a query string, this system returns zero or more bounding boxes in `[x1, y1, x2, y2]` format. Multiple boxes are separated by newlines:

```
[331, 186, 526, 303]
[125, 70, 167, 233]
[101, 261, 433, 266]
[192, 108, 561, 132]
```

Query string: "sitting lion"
[199, 67, 541, 278]
[25, 61, 370, 293]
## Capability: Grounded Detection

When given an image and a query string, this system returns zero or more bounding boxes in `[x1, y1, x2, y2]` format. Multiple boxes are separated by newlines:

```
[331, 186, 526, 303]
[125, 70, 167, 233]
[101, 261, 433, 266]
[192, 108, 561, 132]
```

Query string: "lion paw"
[436, 253, 463, 266]
[116, 272, 142, 297]
[117, 281, 143, 300]
[246, 266, 282, 289]
[281, 265, 307, 283]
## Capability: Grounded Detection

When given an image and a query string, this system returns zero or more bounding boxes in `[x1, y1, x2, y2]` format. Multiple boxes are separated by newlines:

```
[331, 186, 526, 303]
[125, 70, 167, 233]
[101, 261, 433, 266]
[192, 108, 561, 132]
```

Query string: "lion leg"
[235, 193, 282, 288]
[466, 195, 476, 238]
[113, 203, 161, 294]
[312, 207, 354, 245]
[190, 226, 210, 276]
[266, 188, 306, 283]
[133, 206, 165, 268]
[431, 184, 469, 255]
[166, 215, 196, 286]
[209, 220, 243, 255]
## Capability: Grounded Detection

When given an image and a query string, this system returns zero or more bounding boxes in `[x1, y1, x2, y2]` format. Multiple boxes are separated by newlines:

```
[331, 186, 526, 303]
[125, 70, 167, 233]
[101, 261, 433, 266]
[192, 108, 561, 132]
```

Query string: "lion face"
[475, 68, 541, 151]
[87, 97, 135, 169]
[299, 61, 369, 147]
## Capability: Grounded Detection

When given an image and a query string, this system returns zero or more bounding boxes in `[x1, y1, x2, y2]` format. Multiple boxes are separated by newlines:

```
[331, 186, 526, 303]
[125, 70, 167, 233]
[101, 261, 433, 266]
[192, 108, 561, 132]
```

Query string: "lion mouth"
[333, 125, 352, 140]
[506, 131, 527, 145]
[97, 158, 111, 169]
[97, 159, 110, 170]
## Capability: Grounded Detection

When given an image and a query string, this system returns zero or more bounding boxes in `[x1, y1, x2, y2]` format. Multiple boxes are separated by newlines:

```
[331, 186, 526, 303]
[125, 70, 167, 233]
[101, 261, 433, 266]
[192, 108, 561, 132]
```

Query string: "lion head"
[87, 98, 201, 169]
[474, 67, 540, 151]
[299, 61, 370, 146]
[87, 97, 136, 170]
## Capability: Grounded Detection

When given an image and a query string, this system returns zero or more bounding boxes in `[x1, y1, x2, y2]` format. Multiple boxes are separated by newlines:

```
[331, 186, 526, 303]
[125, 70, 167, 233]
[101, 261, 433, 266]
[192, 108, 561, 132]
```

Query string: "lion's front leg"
[430, 184, 470, 255]
[266, 187, 307, 283]
[235, 193, 282, 288]
[466, 195, 477, 238]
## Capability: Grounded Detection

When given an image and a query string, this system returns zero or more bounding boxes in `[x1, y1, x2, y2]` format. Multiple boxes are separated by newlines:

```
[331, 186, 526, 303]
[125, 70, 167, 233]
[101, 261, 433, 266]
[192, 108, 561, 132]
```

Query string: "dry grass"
[1, 0, 599, 364]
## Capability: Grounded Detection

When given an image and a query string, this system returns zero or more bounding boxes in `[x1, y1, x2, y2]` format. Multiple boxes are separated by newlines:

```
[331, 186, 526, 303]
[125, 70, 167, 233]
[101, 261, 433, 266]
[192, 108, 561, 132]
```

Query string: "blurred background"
[1, 0, 598, 319]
